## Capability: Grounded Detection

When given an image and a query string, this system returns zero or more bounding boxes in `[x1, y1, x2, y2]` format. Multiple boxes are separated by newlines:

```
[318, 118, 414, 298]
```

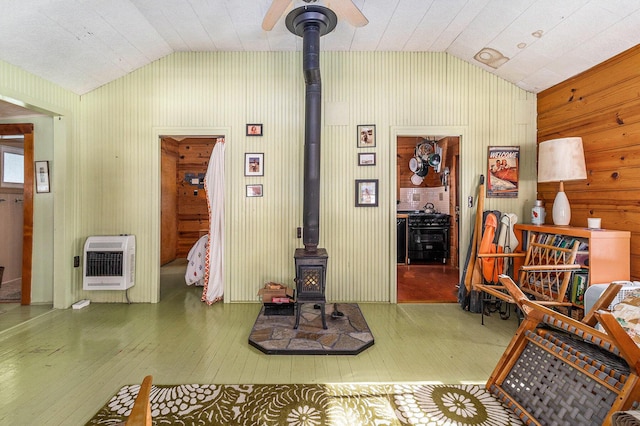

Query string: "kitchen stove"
[400, 211, 451, 264]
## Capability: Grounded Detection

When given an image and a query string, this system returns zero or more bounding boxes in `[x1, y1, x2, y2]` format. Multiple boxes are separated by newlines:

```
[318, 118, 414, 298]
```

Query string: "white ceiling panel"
[429, 0, 490, 52]
[375, 0, 430, 51]
[403, 0, 468, 52]
[0, 0, 638, 95]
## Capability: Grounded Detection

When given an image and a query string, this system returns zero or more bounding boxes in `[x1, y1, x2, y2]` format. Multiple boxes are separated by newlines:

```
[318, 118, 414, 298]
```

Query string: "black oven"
[406, 213, 450, 264]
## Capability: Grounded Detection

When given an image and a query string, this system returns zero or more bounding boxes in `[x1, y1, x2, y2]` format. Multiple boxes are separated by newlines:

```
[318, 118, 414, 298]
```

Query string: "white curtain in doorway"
[202, 138, 225, 304]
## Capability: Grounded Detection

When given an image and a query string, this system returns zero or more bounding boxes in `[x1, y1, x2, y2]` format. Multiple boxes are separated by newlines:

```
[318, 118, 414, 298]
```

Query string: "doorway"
[396, 134, 460, 303]
[160, 136, 220, 266]
[0, 123, 33, 304]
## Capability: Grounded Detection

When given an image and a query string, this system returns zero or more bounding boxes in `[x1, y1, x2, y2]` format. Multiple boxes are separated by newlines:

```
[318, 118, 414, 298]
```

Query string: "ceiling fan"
[262, 0, 368, 31]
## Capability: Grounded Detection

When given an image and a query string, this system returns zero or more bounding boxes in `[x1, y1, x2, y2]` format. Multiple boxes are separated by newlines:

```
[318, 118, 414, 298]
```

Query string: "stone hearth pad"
[248, 303, 374, 355]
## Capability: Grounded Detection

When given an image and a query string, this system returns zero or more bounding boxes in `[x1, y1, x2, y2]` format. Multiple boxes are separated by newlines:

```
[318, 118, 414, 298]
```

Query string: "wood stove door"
[295, 264, 326, 301]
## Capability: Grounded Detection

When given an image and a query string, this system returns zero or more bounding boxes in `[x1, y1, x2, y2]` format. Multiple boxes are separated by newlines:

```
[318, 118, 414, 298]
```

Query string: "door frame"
[389, 125, 468, 303]
[154, 126, 230, 301]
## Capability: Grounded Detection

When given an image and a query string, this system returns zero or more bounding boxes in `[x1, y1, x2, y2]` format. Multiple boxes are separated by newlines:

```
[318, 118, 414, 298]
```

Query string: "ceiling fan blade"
[330, 0, 368, 27]
[262, 0, 292, 31]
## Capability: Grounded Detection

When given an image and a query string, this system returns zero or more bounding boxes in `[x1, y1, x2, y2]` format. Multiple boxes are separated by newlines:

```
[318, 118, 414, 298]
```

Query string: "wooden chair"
[474, 233, 581, 324]
[124, 375, 153, 426]
[489, 275, 640, 425]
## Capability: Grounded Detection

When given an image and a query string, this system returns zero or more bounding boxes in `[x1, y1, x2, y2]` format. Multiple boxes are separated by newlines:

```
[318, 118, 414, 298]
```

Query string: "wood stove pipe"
[286, 6, 337, 253]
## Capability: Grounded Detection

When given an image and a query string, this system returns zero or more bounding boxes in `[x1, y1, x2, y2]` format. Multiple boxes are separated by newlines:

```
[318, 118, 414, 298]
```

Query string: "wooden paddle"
[464, 175, 485, 291]
[470, 181, 486, 288]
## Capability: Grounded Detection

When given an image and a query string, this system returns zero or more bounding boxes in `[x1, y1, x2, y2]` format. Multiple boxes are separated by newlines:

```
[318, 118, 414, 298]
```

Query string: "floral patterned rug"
[86, 383, 523, 425]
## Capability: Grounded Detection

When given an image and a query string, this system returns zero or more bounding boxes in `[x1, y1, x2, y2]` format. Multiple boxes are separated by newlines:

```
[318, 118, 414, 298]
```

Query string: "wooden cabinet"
[515, 224, 630, 286]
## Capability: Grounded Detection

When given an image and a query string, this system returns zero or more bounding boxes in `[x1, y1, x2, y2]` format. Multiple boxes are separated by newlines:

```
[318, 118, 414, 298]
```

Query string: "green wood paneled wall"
[2, 51, 537, 306]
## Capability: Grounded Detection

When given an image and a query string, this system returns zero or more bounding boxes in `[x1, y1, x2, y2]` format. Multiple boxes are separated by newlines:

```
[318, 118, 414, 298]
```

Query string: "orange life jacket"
[479, 212, 503, 283]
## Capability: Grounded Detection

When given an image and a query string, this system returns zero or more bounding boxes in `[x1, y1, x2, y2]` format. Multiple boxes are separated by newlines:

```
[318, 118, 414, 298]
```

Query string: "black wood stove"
[287, 6, 337, 330]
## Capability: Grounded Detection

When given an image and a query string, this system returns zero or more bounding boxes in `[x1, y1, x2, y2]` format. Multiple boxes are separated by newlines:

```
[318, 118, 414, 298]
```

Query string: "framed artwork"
[246, 184, 263, 197]
[487, 146, 519, 198]
[246, 124, 263, 136]
[244, 153, 264, 176]
[357, 124, 376, 148]
[358, 153, 376, 166]
[35, 160, 50, 193]
[355, 179, 378, 207]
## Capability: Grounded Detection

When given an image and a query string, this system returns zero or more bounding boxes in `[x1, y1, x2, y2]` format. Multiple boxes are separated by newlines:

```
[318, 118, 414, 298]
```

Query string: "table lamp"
[537, 137, 587, 226]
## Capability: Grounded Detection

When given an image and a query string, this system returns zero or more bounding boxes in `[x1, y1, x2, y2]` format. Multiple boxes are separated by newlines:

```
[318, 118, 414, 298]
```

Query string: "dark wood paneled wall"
[160, 138, 178, 265]
[537, 44, 640, 281]
[177, 138, 214, 258]
[161, 137, 215, 262]
[445, 137, 459, 267]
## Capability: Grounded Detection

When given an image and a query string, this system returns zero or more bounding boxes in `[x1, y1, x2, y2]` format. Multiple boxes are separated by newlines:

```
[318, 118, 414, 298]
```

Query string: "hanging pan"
[427, 153, 441, 168]
[409, 156, 420, 173]
[416, 160, 429, 177]
[411, 173, 423, 185]
[415, 142, 433, 158]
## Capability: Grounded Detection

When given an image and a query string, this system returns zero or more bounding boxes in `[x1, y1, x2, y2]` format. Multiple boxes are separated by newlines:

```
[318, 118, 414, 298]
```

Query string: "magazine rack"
[475, 233, 581, 324]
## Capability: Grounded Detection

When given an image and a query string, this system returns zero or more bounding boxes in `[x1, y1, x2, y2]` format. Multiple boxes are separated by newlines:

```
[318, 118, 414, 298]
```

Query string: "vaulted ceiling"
[1, 0, 639, 99]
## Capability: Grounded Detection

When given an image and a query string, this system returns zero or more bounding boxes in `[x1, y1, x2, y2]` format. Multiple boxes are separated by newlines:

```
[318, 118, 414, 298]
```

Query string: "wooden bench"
[490, 275, 640, 425]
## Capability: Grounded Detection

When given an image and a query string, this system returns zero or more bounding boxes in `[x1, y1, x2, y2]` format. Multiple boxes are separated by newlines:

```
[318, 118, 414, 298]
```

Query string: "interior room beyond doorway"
[396, 135, 460, 303]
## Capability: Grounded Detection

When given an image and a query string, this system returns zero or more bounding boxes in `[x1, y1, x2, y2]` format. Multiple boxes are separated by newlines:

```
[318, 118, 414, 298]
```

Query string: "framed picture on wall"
[355, 179, 378, 207]
[35, 160, 50, 193]
[244, 153, 264, 176]
[246, 184, 263, 197]
[357, 125, 376, 148]
[358, 153, 376, 166]
[246, 124, 263, 136]
[487, 146, 519, 198]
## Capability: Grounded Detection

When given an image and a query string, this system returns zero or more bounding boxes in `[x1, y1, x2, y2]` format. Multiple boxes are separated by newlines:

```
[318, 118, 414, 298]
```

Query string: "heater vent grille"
[85, 251, 124, 277]
[83, 235, 135, 291]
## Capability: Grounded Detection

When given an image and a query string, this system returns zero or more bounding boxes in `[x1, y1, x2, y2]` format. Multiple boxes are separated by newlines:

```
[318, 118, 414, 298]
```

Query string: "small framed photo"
[35, 160, 50, 193]
[244, 153, 264, 176]
[355, 179, 378, 207]
[246, 184, 263, 197]
[246, 124, 263, 136]
[358, 153, 376, 166]
[357, 124, 376, 148]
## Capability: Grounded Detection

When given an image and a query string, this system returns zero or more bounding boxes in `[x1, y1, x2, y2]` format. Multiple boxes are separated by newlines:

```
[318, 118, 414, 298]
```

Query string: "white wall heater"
[83, 235, 135, 291]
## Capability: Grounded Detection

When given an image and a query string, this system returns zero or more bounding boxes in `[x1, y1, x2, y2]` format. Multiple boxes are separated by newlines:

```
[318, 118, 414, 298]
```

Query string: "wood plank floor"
[0, 261, 519, 425]
[397, 263, 460, 303]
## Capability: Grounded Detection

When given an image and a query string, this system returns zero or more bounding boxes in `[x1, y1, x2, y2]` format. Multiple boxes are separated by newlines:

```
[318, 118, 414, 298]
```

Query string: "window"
[0, 144, 24, 189]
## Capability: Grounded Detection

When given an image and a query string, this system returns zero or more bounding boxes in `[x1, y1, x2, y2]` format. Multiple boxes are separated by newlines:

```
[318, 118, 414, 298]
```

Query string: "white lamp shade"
[537, 137, 587, 182]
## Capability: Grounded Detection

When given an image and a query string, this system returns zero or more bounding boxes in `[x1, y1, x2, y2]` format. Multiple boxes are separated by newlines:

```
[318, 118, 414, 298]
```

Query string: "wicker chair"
[490, 275, 640, 426]
[474, 233, 581, 324]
